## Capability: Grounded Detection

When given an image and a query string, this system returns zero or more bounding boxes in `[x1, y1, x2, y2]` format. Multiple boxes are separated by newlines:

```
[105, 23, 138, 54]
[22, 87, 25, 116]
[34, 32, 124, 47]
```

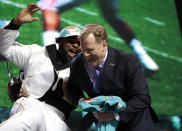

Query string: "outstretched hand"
[13, 3, 40, 25]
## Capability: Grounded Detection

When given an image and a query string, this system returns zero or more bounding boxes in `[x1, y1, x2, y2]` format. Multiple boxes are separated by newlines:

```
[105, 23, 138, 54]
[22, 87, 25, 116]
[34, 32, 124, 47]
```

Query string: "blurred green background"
[0, 0, 182, 117]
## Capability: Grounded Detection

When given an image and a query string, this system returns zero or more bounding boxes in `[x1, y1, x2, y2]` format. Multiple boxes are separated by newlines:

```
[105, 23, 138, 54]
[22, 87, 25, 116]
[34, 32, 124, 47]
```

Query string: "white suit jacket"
[0, 28, 70, 99]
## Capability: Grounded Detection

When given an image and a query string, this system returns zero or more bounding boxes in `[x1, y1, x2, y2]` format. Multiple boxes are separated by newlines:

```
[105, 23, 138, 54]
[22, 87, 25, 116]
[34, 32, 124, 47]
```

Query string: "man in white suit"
[0, 3, 81, 131]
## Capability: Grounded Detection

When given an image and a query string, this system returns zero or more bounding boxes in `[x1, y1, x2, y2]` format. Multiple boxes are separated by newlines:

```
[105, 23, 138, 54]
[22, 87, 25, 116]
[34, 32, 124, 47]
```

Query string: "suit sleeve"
[67, 61, 85, 106]
[0, 19, 31, 69]
[118, 55, 151, 124]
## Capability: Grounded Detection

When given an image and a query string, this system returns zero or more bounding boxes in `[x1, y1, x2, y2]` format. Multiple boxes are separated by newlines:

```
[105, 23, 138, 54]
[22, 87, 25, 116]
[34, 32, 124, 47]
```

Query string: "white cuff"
[78, 98, 84, 105]
[114, 113, 120, 121]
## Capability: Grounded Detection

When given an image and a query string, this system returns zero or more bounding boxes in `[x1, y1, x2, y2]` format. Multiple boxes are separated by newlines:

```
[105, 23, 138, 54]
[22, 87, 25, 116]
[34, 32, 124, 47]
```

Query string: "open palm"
[14, 3, 40, 25]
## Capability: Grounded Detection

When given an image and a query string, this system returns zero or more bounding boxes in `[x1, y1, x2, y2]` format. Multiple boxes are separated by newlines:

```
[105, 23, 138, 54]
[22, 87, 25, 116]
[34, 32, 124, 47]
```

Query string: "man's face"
[80, 33, 107, 67]
[59, 36, 80, 60]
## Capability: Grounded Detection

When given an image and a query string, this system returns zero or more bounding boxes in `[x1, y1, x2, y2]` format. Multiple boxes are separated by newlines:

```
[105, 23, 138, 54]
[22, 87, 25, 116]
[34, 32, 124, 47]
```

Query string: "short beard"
[58, 45, 70, 64]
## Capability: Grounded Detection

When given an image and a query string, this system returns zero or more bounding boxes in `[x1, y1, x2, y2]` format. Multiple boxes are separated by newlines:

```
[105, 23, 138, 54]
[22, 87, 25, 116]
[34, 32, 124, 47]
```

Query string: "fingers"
[93, 111, 98, 119]
[32, 17, 40, 22]
[26, 3, 40, 22]
[27, 3, 40, 14]
[13, 3, 40, 25]
[27, 3, 39, 10]
[93, 111, 102, 122]
[32, 8, 40, 14]
[92, 112, 115, 123]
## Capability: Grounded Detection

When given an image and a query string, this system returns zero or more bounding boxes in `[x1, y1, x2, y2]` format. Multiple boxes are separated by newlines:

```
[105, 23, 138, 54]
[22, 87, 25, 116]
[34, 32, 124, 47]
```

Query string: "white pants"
[0, 97, 70, 131]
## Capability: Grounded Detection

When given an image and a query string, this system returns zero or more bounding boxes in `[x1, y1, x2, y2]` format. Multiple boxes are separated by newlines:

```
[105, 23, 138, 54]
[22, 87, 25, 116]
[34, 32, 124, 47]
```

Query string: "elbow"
[140, 95, 151, 107]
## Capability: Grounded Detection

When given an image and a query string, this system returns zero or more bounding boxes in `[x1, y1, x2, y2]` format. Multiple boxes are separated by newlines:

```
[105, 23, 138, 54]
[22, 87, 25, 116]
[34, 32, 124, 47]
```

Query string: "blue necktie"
[93, 66, 102, 93]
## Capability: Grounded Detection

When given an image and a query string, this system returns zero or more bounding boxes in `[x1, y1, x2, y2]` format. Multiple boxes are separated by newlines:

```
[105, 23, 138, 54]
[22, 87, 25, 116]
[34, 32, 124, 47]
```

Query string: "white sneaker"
[130, 39, 159, 73]
[138, 52, 159, 72]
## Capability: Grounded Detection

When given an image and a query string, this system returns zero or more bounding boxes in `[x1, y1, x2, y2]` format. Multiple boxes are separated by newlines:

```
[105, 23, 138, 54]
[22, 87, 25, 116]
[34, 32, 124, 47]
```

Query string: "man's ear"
[58, 40, 64, 46]
[103, 40, 108, 47]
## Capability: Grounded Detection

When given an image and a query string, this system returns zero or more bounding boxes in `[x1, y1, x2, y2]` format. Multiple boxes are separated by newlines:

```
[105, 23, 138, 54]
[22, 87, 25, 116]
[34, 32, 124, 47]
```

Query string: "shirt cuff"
[78, 98, 84, 105]
[114, 113, 120, 121]
[4, 19, 21, 30]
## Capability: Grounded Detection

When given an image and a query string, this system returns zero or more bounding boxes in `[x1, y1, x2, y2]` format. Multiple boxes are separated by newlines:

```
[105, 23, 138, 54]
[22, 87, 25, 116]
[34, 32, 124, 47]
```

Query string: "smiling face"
[81, 33, 107, 67]
[58, 36, 80, 60]
[79, 24, 108, 67]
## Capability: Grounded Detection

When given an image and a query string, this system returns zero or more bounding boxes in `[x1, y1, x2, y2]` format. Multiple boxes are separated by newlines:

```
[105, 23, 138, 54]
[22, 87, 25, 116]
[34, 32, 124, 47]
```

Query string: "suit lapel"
[79, 55, 94, 93]
[99, 47, 116, 91]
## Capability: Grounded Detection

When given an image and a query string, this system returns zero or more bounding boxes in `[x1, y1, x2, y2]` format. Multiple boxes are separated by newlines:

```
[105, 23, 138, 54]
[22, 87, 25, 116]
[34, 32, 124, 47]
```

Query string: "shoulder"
[70, 53, 84, 74]
[71, 53, 82, 65]
[29, 44, 44, 51]
[108, 46, 137, 63]
[26, 44, 46, 59]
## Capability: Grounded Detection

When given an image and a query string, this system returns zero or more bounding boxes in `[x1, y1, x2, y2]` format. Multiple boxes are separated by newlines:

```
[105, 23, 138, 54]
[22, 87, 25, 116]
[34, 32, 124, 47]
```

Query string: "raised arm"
[0, 3, 41, 68]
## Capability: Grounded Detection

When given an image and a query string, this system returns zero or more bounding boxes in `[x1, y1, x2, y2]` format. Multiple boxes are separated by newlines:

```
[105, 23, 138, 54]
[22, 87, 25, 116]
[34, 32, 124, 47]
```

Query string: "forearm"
[0, 20, 19, 58]
[118, 94, 151, 123]
[67, 84, 84, 106]
[0, 20, 30, 68]
[67, 74, 85, 106]
[119, 55, 152, 123]
[4, 19, 22, 30]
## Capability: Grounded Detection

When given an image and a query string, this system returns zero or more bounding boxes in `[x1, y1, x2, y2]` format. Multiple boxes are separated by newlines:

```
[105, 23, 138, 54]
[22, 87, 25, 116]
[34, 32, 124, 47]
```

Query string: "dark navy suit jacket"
[68, 46, 158, 130]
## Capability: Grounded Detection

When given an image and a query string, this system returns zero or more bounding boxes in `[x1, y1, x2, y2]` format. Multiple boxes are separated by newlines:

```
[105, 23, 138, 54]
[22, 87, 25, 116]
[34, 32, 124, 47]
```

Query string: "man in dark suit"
[67, 24, 158, 131]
